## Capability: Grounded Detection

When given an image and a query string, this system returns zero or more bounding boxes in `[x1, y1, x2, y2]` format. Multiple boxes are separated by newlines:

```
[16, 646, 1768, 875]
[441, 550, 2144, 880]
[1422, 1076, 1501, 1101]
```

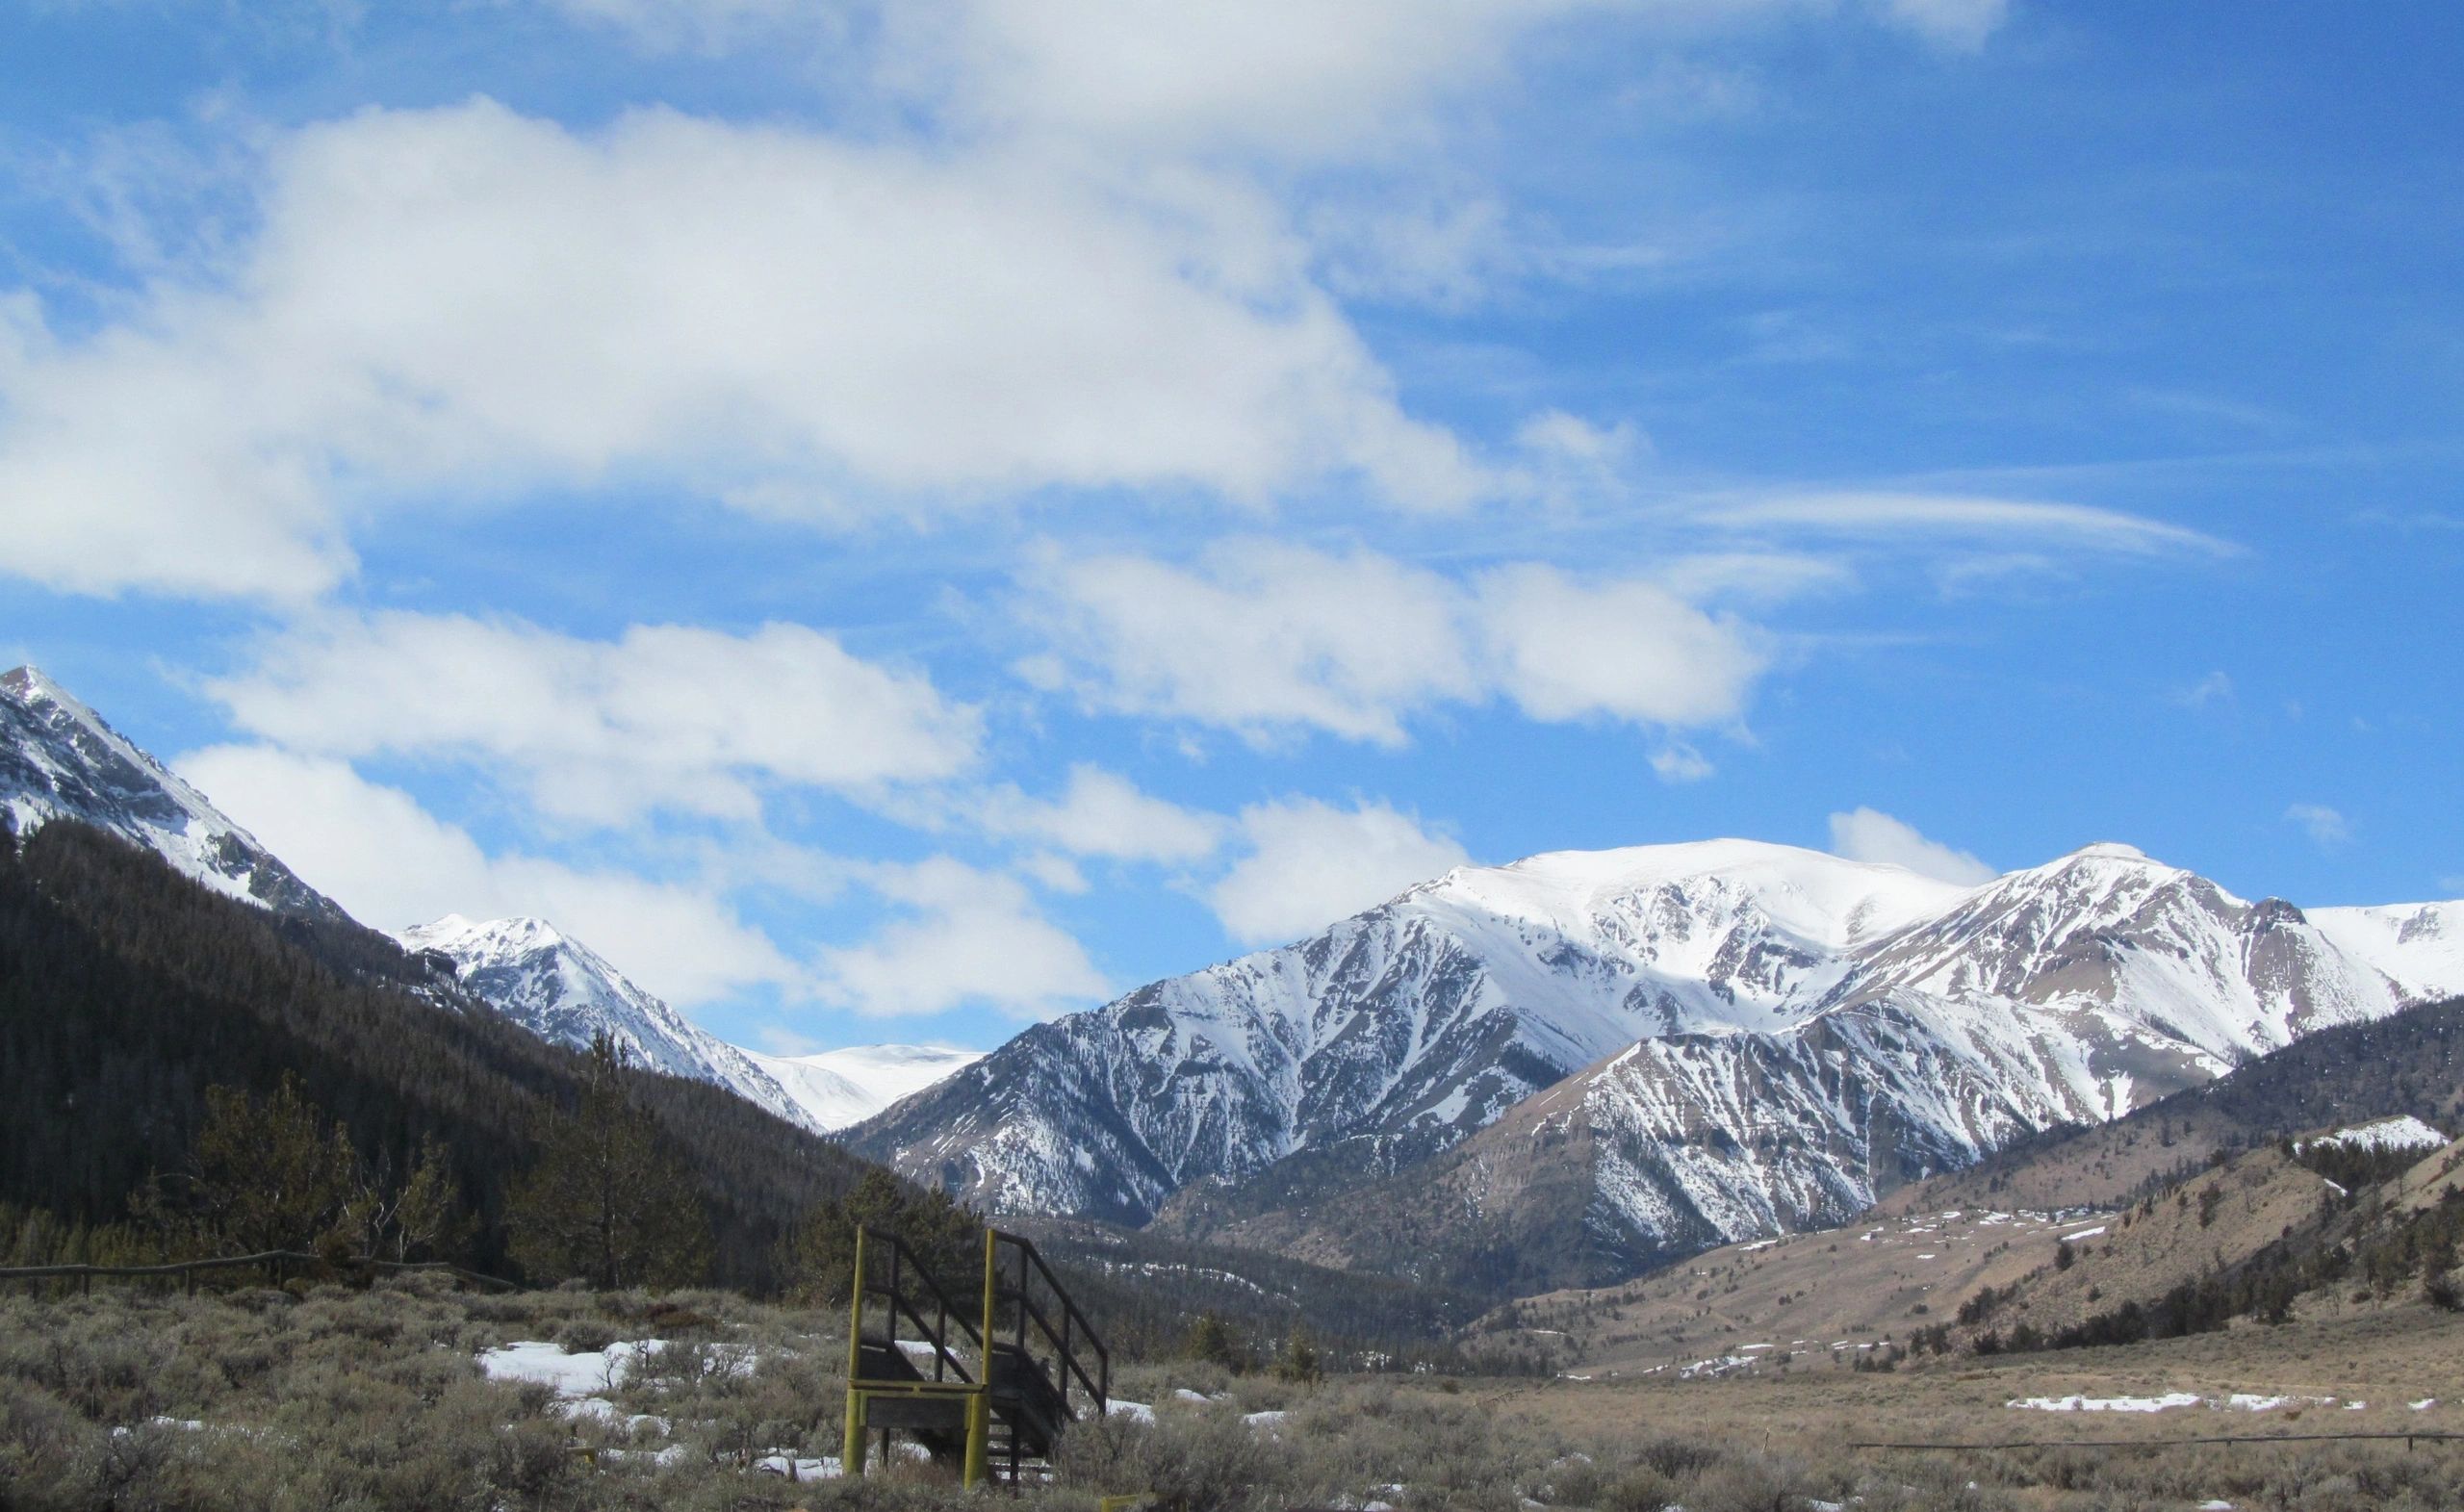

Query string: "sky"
[3, 0, 2459, 1056]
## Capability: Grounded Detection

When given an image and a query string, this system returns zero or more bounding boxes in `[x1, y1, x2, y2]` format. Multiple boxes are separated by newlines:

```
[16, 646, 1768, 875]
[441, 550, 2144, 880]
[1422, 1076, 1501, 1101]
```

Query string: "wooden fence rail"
[0, 1250, 523, 1294]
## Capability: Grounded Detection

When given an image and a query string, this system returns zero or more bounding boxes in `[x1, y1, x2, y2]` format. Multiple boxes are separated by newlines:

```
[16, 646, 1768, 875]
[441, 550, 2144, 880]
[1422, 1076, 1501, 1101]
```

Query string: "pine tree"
[1275, 1323, 1323, 1385]
[505, 1036, 712, 1290]
[135, 1074, 362, 1262]
[777, 1166, 982, 1302]
[1183, 1310, 1245, 1373]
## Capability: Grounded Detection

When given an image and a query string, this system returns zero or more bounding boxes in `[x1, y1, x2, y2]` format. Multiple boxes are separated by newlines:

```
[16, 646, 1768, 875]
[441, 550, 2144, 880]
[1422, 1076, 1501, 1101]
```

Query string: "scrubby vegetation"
[5, 1276, 2462, 1512]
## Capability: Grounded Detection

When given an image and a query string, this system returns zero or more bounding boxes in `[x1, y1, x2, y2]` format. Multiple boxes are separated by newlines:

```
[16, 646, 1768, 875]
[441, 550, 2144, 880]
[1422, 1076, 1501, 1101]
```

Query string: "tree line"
[0, 817, 1483, 1366]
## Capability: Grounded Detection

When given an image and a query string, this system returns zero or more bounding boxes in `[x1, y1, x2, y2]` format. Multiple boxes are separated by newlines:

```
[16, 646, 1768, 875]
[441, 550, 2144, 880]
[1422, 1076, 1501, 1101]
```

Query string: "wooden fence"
[0, 1250, 522, 1294]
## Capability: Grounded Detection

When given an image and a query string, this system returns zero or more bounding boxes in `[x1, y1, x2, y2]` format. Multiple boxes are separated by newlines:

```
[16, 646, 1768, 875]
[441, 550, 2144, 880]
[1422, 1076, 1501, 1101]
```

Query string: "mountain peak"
[2067, 840, 2152, 862]
[2, 664, 348, 924]
[401, 913, 565, 953]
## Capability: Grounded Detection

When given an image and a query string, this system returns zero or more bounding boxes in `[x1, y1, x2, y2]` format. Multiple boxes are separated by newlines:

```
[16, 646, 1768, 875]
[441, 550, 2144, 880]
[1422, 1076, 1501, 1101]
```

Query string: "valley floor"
[4, 1278, 2462, 1511]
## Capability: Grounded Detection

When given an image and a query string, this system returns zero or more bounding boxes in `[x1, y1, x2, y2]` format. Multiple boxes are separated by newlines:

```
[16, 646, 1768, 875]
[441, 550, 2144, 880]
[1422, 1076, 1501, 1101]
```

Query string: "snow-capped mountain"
[851, 840, 2464, 1258]
[2, 666, 348, 925]
[394, 913, 811, 1127]
[745, 1044, 986, 1132]
[398, 915, 983, 1137]
[392, 915, 977, 1134]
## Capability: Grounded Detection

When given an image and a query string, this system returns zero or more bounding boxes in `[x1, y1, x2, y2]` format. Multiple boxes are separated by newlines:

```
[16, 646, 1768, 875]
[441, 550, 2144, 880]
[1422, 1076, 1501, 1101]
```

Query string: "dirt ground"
[1486, 1303, 2464, 1450]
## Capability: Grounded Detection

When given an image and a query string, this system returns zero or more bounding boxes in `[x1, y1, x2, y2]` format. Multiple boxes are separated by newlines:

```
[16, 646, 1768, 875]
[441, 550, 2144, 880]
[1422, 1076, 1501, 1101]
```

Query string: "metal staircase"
[842, 1225, 1110, 1486]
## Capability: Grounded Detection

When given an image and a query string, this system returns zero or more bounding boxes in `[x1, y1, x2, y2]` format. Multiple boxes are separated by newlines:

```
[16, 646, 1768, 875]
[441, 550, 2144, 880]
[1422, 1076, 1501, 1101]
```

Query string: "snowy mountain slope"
[854, 839, 2464, 1262]
[1820, 844, 2410, 1058]
[849, 842, 1985, 1221]
[397, 913, 821, 1129]
[399, 913, 980, 1138]
[743, 1044, 983, 1132]
[2312, 902, 2464, 1008]
[2, 666, 349, 924]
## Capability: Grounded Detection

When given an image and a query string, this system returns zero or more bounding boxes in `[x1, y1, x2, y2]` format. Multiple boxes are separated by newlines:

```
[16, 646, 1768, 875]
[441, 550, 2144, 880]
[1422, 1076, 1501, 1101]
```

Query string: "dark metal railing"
[851, 1227, 983, 1387]
[989, 1228, 1110, 1418]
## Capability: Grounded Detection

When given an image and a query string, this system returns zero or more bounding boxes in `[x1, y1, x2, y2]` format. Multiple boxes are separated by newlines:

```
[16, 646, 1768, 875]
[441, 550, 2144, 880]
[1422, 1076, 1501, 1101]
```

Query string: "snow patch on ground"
[2298, 1115, 2450, 1155]
[2010, 1392, 2339, 1414]
[477, 1339, 669, 1397]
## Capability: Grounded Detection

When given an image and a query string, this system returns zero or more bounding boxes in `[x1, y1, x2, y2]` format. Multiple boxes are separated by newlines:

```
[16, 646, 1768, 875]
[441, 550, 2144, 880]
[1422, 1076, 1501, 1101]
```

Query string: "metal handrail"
[988, 1229, 1109, 1413]
[853, 1227, 982, 1386]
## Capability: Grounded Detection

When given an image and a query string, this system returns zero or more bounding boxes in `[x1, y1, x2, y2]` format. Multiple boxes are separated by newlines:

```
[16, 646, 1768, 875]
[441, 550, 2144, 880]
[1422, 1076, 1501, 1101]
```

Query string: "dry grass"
[4, 1277, 2464, 1510]
[1486, 1204, 2099, 1374]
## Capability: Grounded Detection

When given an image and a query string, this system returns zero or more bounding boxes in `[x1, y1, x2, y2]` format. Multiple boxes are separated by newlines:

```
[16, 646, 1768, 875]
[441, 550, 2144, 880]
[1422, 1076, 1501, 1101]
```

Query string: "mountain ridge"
[855, 836, 2464, 1290]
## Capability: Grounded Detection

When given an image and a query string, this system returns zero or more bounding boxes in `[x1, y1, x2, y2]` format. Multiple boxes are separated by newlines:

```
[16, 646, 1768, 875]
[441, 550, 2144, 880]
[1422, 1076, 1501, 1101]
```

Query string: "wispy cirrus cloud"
[1706, 491, 2234, 557]
[2286, 803, 2350, 849]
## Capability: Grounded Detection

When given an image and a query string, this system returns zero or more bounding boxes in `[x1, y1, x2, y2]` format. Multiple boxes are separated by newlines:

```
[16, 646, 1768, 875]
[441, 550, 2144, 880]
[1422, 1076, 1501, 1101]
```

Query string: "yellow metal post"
[962, 1224, 996, 1487]
[962, 1385, 990, 1487]
[841, 1226, 867, 1477]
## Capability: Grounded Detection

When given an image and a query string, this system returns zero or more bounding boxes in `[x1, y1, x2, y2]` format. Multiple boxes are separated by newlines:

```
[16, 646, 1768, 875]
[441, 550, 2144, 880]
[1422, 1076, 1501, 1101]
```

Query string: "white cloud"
[1711, 491, 2232, 557]
[2286, 803, 2350, 849]
[175, 744, 796, 1006]
[818, 857, 1108, 1018]
[1827, 806, 1998, 884]
[589, 1, 1999, 156]
[1650, 743, 1715, 782]
[1871, 0, 2009, 52]
[0, 100, 1489, 602]
[1658, 551, 1854, 603]
[892, 0, 1624, 159]
[1022, 540, 1480, 746]
[1016, 853, 1091, 895]
[975, 764, 1227, 863]
[1475, 563, 1762, 728]
[2177, 670, 2235, 709]
[210, 610, 979, 827]
[1207, 796, 1470, 945]
[1025, 540, 1765, 746]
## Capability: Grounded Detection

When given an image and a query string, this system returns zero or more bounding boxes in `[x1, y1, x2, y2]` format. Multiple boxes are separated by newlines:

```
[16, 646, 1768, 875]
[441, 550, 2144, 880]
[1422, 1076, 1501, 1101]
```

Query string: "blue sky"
[4, 0, 2458, 1054]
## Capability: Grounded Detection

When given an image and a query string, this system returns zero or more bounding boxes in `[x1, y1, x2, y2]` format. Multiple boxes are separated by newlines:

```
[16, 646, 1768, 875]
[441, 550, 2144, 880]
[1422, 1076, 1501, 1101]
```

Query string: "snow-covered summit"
[1424, 838, 1979, 958]
[398, 912, 984, 1136]
[856, 834, 2464, 1228]
[397, 911, 824, 1131]
[1, 665, 348, 923]
[744, 1044, 985, 1132]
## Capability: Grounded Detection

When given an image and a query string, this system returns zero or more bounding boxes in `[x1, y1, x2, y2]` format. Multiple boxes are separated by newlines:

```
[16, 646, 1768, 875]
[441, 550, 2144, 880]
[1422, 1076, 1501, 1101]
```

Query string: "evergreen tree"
[777, 1166, 982, 1303]
[135, 1074, 362, 1261]
[1183, 1310, 1245, 1373]
[1275, 1323, 1323, 1385]
[506, 1036, 712, 1290]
